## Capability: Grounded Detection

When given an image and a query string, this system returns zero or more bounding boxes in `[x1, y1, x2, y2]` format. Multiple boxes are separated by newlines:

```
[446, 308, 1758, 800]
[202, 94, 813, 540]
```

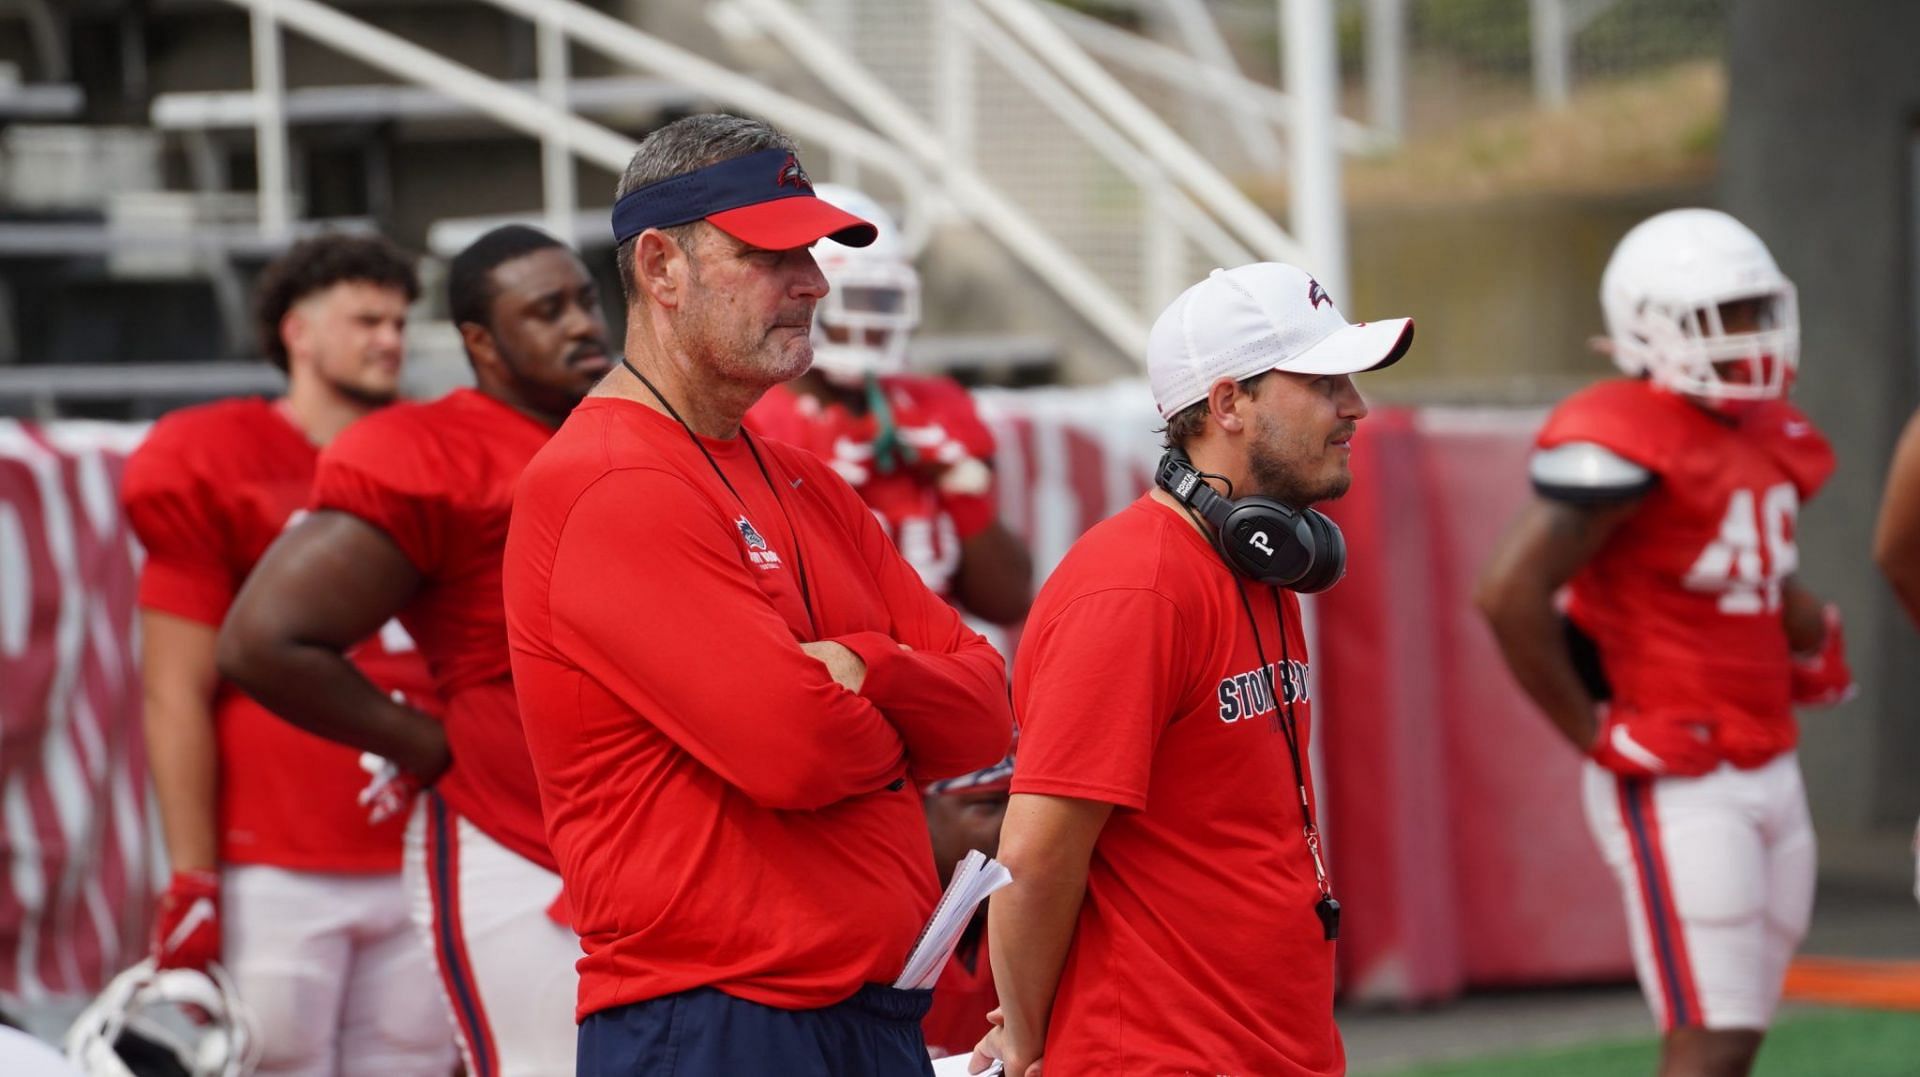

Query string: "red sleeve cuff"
[836, 630, 913, 704]
[137, 561, 233, 626]
[1008, 774, 1147, 812]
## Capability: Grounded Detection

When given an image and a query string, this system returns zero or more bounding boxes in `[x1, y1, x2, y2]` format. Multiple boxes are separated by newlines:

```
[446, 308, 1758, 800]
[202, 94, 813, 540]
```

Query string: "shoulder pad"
[1536, 378, 1682, 476]
[1530, 441, 1656, 503]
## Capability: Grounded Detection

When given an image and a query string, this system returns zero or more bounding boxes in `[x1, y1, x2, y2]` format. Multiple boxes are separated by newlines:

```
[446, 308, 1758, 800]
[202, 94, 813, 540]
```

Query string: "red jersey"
[120, 398, 434, 872]
[747, 376, 998, 597]
[1537, 378, 1835, 767]
[309, 388, 556, 870]
[503, 396, 1013, 1018]
[1011, 495, 1342, 1076]
[922, 919, 997, 1057]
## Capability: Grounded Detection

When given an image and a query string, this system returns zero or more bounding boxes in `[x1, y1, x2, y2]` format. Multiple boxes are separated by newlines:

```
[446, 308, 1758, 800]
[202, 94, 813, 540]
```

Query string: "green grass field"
[1374, 1008, 1920, 1077]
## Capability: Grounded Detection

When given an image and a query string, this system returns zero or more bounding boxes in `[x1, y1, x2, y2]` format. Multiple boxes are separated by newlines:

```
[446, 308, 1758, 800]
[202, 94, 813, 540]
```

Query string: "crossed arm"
[536, 468, 1012, 810]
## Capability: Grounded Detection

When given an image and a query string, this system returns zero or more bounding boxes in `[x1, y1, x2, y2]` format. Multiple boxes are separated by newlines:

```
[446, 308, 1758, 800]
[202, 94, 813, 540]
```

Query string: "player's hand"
[1791, 603, 1856, 707]
[800, 640, 867, 693]
[358, 752, 423, 826]
[151, 869, 221, 973]
[1587, 703, 1718, 779]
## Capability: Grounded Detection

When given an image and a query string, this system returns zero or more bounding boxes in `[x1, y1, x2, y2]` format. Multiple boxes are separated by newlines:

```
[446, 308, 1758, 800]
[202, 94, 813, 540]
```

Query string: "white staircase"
[189, 0, 1366, 371]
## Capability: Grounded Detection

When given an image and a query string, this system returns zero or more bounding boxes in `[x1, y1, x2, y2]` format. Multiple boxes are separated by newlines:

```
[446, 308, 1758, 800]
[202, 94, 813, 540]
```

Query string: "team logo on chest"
[736, 515, 784, 570]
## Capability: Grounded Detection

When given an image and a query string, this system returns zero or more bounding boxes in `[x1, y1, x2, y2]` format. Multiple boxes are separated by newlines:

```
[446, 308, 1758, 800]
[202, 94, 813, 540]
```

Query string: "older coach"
[502, 114, 1013, 1077]
[974, 264, 1414, 1077]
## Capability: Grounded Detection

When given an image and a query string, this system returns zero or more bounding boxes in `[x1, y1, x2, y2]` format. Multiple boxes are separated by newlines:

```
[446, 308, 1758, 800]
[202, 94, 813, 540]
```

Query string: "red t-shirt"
[310, 388, 557, 870]
[120, 398, 434, 872]
[1537, 378, 1835, 767]
[1011, 495, 1342, 1076]
[503, 396, 1013, 1019]
[922, 918, 997, 1057]
[746, 376, 999, 597]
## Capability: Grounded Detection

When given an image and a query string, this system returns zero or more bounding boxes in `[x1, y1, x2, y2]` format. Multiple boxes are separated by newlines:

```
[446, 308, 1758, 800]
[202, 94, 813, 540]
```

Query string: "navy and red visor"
[611, 148, 876, 251]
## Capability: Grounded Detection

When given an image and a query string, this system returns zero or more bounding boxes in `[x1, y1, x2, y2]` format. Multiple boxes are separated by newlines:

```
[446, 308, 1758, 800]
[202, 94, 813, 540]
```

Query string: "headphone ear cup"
[1289, 510, 1347, 593]
[1218, 499, 1315, 586]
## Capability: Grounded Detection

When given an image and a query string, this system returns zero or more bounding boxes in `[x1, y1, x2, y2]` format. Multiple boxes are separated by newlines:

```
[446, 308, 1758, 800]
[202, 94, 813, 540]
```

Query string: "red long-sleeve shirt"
[503, 395, 1012, 1019]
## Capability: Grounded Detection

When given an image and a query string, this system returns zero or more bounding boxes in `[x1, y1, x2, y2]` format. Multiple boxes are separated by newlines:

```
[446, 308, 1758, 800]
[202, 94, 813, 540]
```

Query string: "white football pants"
[222, 864, 457, 1076]
[1582, 751, 1815, 1032]
[403, 792, 579, 1077]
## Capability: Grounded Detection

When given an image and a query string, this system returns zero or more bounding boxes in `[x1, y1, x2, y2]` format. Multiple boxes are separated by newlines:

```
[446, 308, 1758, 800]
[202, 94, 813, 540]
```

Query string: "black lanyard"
[621, 357, 817, 636]
[1234, 580, 1340, 942]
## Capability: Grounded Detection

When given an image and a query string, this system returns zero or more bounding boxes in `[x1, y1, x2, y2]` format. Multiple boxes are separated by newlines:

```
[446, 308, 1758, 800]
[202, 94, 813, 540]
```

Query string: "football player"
[218, 225, 612, 1076]
[745, 184, 1032, 625]
[1476, 209, 1853, 1077]
[119, 235, 455, 1076]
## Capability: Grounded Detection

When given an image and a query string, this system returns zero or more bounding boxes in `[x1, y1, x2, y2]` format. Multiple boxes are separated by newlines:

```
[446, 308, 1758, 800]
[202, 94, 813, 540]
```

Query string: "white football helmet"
[65, 960, 258, 1077]
[1600, 208, 1799, 409]
[808, 183, 921, 385]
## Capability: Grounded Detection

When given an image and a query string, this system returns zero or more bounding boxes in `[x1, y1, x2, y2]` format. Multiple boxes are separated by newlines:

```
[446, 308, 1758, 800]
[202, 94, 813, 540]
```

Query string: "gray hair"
[613, 114, 799, 302]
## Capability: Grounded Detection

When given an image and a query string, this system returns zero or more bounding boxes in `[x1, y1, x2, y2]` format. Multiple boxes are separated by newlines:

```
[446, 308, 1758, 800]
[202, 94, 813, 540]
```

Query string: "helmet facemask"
[809, 256, 920, 386]
[65, 960, 259, 1077]
[1611, 283, 1799, 413]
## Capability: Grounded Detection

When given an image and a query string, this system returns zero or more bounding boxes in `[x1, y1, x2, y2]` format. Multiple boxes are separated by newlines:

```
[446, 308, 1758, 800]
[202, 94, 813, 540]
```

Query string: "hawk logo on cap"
[1307, 279, 1333, 311]
[775, 154, 813, 192]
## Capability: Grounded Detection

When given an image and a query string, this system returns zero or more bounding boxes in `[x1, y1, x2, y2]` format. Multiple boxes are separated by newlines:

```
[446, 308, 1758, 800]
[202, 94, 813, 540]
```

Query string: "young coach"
[973, 264, 1414, 1077]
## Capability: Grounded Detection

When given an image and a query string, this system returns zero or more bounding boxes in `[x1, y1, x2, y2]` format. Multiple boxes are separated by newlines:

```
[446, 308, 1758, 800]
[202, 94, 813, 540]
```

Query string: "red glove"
[151, 870, 221, 972]
[1587, 704, 1719, 779]
[1791, 603, 1856, 707]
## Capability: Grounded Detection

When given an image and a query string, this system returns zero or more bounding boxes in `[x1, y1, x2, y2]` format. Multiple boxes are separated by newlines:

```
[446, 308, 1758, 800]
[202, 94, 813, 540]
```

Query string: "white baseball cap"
[1147, 262, 1414, 417]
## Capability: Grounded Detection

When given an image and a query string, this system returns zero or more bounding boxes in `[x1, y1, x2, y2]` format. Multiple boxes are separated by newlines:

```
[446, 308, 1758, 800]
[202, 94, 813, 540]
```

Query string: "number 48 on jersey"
[1684, 482, 1798, 615]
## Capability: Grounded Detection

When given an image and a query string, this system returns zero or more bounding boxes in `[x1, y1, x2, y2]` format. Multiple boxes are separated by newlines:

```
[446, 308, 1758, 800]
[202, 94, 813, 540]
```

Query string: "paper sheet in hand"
[893, 849, 1011, 991]
[932, 1055, 1002, 1076]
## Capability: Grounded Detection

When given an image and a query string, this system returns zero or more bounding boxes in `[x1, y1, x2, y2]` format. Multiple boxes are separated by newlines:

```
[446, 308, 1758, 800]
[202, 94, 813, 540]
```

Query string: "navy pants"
[577, 983, 936, 1077]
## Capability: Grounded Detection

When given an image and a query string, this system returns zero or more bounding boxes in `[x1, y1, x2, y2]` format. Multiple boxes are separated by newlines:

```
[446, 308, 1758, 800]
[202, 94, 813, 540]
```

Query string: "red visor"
[610, 148, 877, 251]
[707, 197, 876, 251]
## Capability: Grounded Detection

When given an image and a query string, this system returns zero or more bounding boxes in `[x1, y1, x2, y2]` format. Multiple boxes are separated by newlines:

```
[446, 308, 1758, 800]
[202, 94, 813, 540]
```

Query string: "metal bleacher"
[0, 0, 1366, 417]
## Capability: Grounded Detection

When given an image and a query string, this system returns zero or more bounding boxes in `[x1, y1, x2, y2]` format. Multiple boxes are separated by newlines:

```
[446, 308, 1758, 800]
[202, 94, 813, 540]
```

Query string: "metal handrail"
[227, 0, 638, 241]
[220, 0, 930, 244]
[213, 0, 1347, 369]
[730, 0, 1154, 358]
[475, 0, 926, 196]
[967, 0, 1302, 267]
[1038, 0, 1388, 155]
[945, 0, 1254, 308]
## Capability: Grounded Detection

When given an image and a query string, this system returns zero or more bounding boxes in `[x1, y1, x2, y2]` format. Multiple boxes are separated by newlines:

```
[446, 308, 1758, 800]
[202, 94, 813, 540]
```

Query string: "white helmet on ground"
[1600, 208, 1799, 409]
[808, 183, 921, 385]
[65, 960, 258, 1077]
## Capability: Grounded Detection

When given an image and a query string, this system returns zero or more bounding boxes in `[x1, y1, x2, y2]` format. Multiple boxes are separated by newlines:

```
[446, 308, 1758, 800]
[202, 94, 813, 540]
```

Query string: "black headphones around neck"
[1154, 449, 1347, 593]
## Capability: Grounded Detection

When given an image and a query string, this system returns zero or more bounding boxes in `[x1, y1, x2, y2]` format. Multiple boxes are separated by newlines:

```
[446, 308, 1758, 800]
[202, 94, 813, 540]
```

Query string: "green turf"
[1371, 1008, 1920, 1077]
